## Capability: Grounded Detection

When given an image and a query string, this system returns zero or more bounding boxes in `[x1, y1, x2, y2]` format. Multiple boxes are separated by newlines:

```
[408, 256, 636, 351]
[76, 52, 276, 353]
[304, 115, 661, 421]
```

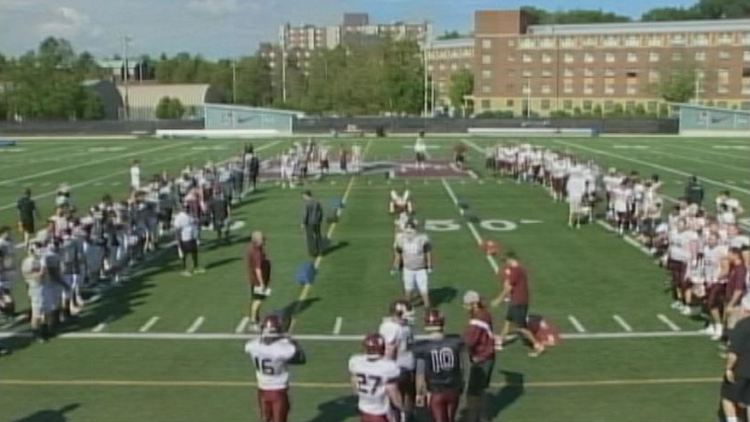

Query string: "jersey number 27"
[355, 374, 382, 395]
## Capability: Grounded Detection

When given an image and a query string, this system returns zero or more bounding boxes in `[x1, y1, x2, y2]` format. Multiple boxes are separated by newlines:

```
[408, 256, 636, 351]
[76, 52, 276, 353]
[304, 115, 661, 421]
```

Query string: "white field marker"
[235, 317, 250, 334]
[91, 317, 112, 333]
[568, 315, 587, 333]
[186, 316, 205, 333]
[139, 316, 160, 333]
[333, 317, 343, 335]
[613, 315, 633, 332]
[657, 314, 681, 332]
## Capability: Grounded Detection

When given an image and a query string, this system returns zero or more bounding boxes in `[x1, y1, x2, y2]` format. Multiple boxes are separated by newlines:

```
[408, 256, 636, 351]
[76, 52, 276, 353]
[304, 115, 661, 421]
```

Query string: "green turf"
[0, 135, 747, 421]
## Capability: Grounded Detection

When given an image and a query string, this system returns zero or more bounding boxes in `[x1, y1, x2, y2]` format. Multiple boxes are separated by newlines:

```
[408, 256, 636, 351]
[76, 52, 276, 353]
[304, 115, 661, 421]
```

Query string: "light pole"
[525, 78, 532, 119]
[231, 60, 237, 104]
[122, 35, 132, 119]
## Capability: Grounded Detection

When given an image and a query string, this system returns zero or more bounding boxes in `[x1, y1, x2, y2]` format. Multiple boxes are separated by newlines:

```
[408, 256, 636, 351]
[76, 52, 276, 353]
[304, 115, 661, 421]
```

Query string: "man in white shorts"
[392, 220, 432, 308]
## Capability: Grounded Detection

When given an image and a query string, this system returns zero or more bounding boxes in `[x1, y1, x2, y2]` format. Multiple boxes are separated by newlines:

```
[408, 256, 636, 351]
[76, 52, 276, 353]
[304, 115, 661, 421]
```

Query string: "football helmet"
[260, 315, 283, 338]
[362, 333, 386, 357]
[424, 309, 445, 331]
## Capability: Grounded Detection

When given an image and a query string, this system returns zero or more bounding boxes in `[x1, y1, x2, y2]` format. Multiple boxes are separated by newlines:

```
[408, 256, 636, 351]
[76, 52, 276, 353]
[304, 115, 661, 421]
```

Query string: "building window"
[718, 85, 729, 94]
[481, 99, 491, 110]
[603, 36, 619, 47]
[542, 53, 552, 63]
[584, 53, 594, 63]
[670, 34, 685, 46]
[584, 68, 595, 77]
[482, 39, 492, 49]
[649, 52, 660, 62]
[564, 68, 574, 77]
[584, 78, 594, 95]
[626, 101, 636, 111]
[563, 80, 574, 94]
[672, 52, 683, 61]
[482, 70, 492, 79]
[605, 53, 615, 63]
[718, 69, 730, 84]
[745, 51, 750, 62]
[541, 69, 552, 77]
[742, 79, 750, 95]
[522, 84, 531, 95]
[481, 85, 491, 94]
[541, 84, 551, 94]
[604, 100, 614, 111]
[427, 65, 434, 72]
[744, 33, 750, 45]
[522, 54, 532, 63]
[522, 69, 532, 78]
[627, 52, 638, 63]
[519, 39, 535, 49]
[693, 34, 709, 46]
[627, 86, 637, 95]
[506, 99, 514, 107]
[541, 99, 551, 110]
[439, 63, 446, 71]
[561, 37, 575, 48]
[583, 100, 593, 110]
[564, 53, 574, 63]
[482, 55, 492, 64]
[451, 63, 458, 71]
[540, 38, 555, 48]
[625, 36, 639, 47]
[464, 63, 471, 69]
[719, 51, 731, 60]
[582, 37, 597, 47]
[563, 100, 573, 109]
[695, 51, 706, 61]
[718, 33, 733, 45]
[648, 36, 662, 47]
[649, 70, 660, 83]
[605, 68, 615, 77]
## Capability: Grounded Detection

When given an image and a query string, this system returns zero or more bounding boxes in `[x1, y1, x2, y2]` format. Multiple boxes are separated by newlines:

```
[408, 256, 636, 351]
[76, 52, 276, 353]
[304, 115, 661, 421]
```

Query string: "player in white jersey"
[352, 144, 363, 172]
[668, 219, 698, 313]
[612, 180, 634, 235]
[349, 333, 403, 422]
[565, 165, 587, 228]
[414, 134, 427, 170]
[279, 151, 293, 189]
[701, 233, 730, 339]
[0, 227, 17, 319]
[393, 221, 432, 308]
[378, 300, 415, 422]
[716, 191, 744, 216]
[389, 189, 413, 215]
[244, 315, 305, 422]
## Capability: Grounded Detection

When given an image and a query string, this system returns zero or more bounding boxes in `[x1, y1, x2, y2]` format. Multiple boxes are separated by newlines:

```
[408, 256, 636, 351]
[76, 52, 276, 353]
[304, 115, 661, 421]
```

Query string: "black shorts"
[398, 369, 416, 397]
[506, 304, 529, 328]
[20, 220, 34, 233]
[721, 375, 750, 405]
[179, 239, 198, 254]
[467, 359, 494, 396]
[416, 153, 426, 162]
[455, 154, 465, 164]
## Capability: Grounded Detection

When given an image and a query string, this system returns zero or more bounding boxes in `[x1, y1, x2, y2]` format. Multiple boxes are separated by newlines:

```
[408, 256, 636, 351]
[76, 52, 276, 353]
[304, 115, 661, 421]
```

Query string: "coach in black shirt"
[721, 295, 750, 422]
[301, 190, 324, 258]
[17, 189, 38, 249]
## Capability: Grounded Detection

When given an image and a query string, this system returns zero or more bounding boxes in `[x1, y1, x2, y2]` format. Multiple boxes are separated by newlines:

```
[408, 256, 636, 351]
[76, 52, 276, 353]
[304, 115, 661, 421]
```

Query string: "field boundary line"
[0, 376, 719, 389]
[553, 140, 750, 196]
[0, 329, 710, 341]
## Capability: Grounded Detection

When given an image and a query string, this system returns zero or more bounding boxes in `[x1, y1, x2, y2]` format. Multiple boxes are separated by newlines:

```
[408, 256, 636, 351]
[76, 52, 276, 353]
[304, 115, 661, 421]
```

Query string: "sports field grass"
[0, 135, 748, 422]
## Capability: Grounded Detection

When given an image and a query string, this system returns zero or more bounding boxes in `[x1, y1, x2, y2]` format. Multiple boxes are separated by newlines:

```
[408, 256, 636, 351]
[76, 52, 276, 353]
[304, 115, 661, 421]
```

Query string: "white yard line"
[186, 316, 205, 334]
[554, 140, 750, 196]
[91, 317, 112, 333]
[234, 317, 250, 334]
[568, 315, 587, 333]
[612, 315, 633, 332]
[333, 317, 343, 335]
[2, 142, 181, 185]
[138, 316, 160, 333]
[657, 314, 682, 332]
[0, 330, 710, 341]
[595, 220, 653, 255]
[441, 178, 500, 272]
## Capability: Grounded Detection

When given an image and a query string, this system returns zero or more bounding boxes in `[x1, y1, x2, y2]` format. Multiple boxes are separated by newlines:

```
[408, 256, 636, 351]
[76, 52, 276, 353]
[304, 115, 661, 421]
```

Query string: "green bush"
[155, 97, 185, 119]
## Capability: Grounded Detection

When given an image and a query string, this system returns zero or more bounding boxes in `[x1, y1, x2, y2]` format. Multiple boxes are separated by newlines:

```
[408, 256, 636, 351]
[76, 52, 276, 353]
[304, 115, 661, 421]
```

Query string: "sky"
[0, 0, 697, 59]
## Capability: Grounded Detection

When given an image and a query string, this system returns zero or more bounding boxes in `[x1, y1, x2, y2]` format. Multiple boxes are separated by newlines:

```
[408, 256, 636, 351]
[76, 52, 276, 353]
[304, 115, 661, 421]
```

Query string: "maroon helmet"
[389, 299, 413, 320]
[362, 333, 386, 357]
[424, 309, 445, 331]
[260, 315, 283, 339]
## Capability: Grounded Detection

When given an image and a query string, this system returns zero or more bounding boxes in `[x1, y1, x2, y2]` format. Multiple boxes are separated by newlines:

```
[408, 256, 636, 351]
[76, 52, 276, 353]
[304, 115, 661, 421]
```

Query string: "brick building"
[472, 10, 750, 117]
[425, 38, 474, 112]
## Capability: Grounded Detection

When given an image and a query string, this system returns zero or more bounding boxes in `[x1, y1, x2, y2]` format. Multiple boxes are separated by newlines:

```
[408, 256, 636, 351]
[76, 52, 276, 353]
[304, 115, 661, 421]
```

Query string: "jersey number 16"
[254, 358, 275, 375]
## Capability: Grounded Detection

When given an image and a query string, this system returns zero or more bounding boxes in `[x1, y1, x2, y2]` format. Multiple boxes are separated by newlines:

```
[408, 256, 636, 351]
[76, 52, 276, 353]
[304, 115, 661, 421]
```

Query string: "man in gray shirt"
[301, 191, 324, 258]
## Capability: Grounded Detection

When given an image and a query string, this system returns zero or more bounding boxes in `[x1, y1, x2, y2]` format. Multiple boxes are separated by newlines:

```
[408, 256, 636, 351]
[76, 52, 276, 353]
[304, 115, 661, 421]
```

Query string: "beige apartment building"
[471, 10, 750, 117]
[425, 38, 474, 111]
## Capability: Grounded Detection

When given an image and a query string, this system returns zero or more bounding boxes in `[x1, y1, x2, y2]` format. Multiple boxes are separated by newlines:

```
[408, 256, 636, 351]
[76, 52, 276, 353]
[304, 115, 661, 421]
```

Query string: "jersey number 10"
[430, 348, 455, 374]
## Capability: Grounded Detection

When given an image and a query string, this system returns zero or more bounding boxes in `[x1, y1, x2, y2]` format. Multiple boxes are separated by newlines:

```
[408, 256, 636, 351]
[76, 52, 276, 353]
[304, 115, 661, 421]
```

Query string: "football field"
[1, 135, 749, 422]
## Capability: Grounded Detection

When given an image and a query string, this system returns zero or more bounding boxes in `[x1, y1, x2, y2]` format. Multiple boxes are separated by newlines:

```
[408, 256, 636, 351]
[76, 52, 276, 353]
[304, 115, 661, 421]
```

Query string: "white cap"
[463, 290, 480, 305]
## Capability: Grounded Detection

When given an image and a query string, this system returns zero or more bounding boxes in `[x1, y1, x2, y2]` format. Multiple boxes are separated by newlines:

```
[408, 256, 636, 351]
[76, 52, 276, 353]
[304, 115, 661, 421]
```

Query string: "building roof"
[529, 18, 750, 36]
[117, 84, 212, 110]
[205, 103, 305, 118]
[429, 38, 474, 49]
[676, 102, 750, 116]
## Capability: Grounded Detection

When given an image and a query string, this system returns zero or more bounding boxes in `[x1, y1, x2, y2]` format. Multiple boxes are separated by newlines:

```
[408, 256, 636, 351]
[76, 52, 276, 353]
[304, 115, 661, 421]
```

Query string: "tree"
[155, 97, 184, 119]
[655, 69, 696, 103]
[522, 6, 630, 24]
[643, 0, 750, 20]
[437, 31, 463, 40]
[449, 69, 474, 115]
[641, 7, 697, 21]
[80, 91, 105, 120]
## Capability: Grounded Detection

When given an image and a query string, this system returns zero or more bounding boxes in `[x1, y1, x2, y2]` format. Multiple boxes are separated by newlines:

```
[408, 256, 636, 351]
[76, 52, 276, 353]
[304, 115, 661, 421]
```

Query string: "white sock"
[726, 416, 738, 422]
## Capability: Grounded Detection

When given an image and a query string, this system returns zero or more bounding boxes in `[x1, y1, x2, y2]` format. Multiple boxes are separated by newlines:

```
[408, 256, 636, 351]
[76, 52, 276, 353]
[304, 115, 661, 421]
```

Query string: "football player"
[244, 315, 306, 422]
[413, 309, 464, 422]
[393, 221, 432, 308]
[59, 229, 85, 318]
[414, 134, 427, 171]
[389, 189, 413, 215]
[0, 227, 17, 320]
[462, 291, 495, 422]
[379, 300, 416, 422]
[702, 233, 729, 340]
[22, 241, 47, 343]
[246, 231, 271, 332]
[352, 143, 363, 173]
[348, 333, 403, 422]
